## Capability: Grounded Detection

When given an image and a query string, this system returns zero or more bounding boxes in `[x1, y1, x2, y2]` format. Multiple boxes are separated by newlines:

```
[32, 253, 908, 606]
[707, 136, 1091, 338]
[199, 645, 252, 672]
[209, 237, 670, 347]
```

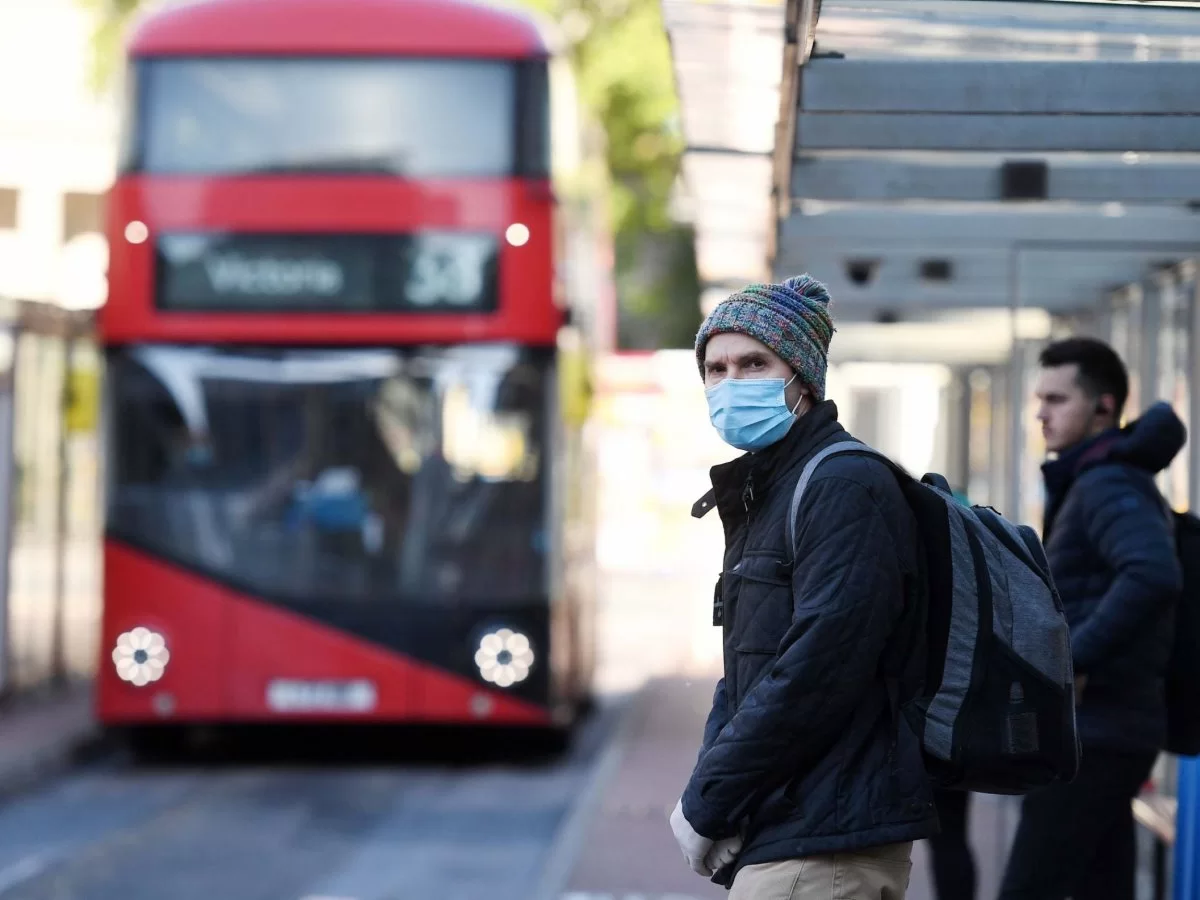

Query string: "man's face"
[1035, 363, 1109, 453]
[703, 332, 806, 412]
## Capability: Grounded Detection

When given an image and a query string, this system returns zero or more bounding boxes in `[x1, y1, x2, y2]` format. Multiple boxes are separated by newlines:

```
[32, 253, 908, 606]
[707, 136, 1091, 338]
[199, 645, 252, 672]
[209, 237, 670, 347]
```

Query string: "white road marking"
[0, 853, 54, 895]
[531, 699, 640, 900]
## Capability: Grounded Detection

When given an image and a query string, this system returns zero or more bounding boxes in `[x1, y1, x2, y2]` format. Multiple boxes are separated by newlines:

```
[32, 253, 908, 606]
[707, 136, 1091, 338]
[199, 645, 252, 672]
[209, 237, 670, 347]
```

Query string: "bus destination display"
[155, 232, 499, 313]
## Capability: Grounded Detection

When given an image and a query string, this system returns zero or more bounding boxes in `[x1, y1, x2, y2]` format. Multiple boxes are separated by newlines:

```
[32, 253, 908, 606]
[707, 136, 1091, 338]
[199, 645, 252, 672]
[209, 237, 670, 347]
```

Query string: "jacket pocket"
[733, 649, 776, 709]
[732, 552, 791, 653]
[870, 713, 933, 826]
[752, 777, 804, 831]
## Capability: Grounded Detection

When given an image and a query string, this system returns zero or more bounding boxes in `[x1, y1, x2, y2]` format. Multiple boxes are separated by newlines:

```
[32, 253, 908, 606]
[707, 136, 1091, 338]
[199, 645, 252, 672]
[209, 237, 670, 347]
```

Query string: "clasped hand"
[669, 798, 744, 877]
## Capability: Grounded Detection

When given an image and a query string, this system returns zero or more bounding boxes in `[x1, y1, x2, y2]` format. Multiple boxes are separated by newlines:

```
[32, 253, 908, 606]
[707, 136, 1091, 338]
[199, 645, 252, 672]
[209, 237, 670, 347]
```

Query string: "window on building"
[0, 188, 16, 230]
[62, 192, 105, 243]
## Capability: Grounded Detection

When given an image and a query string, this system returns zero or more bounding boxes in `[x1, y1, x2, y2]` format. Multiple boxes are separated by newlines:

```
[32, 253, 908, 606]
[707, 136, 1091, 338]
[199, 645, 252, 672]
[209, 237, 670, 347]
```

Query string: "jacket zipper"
[728, 473, 756, 705]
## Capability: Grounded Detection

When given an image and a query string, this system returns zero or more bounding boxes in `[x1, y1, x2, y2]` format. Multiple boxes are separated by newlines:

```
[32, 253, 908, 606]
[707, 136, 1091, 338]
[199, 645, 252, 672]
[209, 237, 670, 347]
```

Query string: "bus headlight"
[505, 223, 530, 247]
[474, 628, 534, 688]
[112, 627, 170, 687]
[124, 221, 149, 245]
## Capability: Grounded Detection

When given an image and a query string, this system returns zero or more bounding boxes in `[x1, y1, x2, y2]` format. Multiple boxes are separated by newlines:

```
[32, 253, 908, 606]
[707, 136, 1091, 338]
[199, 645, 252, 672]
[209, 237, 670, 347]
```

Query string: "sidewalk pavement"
[0, 683, 100, 799]
[550, 675, 1018, 900]
[554, 676, 727, 900]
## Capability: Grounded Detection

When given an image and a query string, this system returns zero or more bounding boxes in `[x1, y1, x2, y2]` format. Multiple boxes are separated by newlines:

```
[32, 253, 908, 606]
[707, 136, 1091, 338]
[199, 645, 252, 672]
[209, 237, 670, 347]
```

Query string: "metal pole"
[49, 335, 72, 687]
[1189, 267, 1200, 509]
[1178, 759, 1200, 900]
[1179, 264, 1200, 900]
[1153, 270, 1178, 498]
[1006, 246, 1026, 524]
[1127, 284, 1145, 417]
[988, 364, 1009, 518]
[1092, 302, 1114, 343]
[1142, 273, 1164, 407]
[965, 368, 992, 507]
[0, 315, 19, 698]
[1007, 342, 1028, 524]
[952, 367, 972, 495]
[1155, 270, 1178, 405]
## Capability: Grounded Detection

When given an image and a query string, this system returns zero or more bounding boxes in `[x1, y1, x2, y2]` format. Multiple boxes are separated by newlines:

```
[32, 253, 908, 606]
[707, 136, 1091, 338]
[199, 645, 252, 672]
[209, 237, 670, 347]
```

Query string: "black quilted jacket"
[681, 401, 938, 886]
[1041, 402, 1185, 754]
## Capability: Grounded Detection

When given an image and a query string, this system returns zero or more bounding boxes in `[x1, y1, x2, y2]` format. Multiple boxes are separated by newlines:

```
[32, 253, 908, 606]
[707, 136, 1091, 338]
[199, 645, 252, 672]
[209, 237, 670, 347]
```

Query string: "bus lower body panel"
[97, 540, 576, 727]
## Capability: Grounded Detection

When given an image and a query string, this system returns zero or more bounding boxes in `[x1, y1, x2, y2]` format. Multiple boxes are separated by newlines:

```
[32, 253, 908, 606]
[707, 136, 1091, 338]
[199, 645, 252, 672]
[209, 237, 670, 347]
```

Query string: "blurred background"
[0, 0, 1194, 898]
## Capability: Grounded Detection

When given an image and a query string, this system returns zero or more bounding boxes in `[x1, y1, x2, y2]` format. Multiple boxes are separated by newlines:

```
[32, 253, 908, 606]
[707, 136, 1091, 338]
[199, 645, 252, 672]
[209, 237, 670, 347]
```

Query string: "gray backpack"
[787, 441, 1080, 794]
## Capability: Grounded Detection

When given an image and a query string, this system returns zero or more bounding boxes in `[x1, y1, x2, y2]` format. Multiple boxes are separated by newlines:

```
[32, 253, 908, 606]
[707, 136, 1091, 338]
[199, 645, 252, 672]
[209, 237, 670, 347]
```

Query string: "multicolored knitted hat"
[694, 275, 836, 400]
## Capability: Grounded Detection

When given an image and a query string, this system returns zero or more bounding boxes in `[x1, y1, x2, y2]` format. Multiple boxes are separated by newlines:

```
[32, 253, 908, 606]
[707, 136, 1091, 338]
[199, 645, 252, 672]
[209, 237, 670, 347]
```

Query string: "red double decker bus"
[98, 0, 609, 743]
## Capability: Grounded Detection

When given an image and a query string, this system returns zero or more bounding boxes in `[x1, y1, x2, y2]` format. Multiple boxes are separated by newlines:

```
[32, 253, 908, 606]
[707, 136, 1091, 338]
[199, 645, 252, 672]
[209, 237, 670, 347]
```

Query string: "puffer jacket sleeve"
[1070, 465, 1183, 674]
[696, 678, 730, 763]
[680, 472, 906, 840]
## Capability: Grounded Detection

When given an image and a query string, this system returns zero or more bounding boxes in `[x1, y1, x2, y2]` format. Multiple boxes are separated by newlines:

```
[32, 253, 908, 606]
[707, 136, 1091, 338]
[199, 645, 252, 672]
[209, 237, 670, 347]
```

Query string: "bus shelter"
[664, 0, 1200, 896]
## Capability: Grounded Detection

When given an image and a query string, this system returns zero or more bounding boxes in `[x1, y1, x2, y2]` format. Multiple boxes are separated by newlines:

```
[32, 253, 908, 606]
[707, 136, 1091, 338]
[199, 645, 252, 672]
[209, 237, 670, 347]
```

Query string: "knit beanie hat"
[694, 274, 836, 400]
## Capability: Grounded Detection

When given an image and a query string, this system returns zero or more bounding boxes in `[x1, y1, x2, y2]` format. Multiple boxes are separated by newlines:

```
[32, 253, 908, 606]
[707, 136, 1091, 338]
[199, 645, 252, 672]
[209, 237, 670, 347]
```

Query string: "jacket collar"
[1041, 427, 1120, 503]
[692, 400, 843, 520]
[1040, 427, 1125, 537]
[1042, 401, 1187, 502]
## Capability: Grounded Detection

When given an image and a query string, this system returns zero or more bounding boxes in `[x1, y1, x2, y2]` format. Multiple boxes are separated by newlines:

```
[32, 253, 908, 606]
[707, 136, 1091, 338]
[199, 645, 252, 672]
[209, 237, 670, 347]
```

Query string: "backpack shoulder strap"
[786, 440, 888, 559]
[784, 441, 923, 730]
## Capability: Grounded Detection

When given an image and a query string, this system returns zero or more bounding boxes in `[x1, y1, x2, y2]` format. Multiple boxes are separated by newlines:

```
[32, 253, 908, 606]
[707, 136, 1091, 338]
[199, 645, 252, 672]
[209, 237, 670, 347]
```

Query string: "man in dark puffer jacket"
[668, 275, 937, 898]
[999, 337, 1184, 900]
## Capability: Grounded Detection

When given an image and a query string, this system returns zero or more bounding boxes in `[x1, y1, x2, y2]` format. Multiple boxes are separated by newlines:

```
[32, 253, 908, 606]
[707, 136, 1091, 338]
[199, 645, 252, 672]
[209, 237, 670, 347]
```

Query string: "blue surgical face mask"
[706, 374, 803, 451]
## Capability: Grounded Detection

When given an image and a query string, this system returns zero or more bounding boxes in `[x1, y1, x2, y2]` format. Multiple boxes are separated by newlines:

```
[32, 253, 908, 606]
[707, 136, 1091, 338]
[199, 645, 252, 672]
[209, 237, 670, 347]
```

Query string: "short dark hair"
[1038, 337, 1129, 415]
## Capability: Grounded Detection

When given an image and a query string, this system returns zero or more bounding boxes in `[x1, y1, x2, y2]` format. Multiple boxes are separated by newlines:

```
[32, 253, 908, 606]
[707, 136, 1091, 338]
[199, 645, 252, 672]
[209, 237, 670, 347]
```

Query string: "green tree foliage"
[522, 0, 702, 346]
[81, 0, 701, 347]
[617, 224, 702, 350]
[523, 0, 681, 238]
[78, 0, 146, 91]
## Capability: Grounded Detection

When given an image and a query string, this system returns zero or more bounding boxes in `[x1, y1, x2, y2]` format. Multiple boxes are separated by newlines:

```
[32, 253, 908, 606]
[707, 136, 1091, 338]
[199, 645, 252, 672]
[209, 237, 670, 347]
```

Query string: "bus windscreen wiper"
[238, 154, 409, 175]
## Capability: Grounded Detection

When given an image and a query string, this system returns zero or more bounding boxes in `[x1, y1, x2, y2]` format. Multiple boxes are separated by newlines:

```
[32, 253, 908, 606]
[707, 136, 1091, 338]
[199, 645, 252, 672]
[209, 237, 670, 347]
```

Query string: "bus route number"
[406, 237, 491, 309]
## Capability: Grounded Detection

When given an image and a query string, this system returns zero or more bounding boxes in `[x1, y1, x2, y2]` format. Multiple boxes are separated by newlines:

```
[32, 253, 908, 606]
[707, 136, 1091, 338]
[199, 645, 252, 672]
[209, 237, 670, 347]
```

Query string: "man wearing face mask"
[669, 275, 935, 898]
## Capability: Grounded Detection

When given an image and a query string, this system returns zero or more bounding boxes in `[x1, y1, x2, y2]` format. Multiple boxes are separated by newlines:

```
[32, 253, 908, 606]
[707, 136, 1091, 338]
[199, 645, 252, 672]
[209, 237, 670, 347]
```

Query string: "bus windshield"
[130, 58, 521, 177]
[106, 345, 549, 608]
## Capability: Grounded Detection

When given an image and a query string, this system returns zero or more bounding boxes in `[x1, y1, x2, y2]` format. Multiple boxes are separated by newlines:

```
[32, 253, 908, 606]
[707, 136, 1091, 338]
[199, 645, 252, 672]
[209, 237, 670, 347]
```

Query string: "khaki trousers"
[728, 841, 913, 900]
